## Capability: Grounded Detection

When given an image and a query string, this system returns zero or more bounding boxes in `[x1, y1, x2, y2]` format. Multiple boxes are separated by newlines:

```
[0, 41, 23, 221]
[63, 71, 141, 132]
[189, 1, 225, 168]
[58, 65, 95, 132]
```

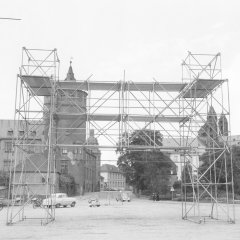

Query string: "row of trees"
[117, 128, 240, 197]
[173, 144, 240, 195]
[200, 144, 240, 194]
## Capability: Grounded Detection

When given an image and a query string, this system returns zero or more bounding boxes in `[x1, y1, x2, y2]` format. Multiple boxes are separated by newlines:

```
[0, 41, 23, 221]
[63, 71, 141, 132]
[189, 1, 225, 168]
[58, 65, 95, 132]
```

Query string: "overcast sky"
[0, 0, 240, 140]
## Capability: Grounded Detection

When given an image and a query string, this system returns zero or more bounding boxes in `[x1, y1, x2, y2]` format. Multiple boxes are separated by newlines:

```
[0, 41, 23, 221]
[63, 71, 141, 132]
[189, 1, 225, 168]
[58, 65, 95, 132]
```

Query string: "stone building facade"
[0, 64, 100, 196]
[100, 164, 126, 191]
[86, 130, 101, 191]
[0, 119, 43, 172]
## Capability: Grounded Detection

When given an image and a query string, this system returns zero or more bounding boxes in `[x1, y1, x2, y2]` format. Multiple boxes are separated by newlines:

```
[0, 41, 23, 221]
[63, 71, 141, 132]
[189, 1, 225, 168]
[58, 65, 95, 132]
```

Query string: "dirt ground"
[0, 194, 240, 240]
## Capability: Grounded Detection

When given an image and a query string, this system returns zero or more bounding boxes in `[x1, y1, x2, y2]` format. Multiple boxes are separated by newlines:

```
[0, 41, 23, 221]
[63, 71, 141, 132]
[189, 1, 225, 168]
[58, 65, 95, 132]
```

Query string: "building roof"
[101, 164, 122, 173]
[162, 137, 205, 148]
[87, 129, 99, 145]
[15, 153, 57, 173]
[65, 61, 76, 81]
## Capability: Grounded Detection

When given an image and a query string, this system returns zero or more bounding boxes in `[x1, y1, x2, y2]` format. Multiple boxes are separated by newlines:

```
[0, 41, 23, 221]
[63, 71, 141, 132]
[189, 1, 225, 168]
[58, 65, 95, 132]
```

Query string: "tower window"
[60, 160, 68, 174]
[19, 131, 24, 136]
[62, 148, 68, 155]
[3, 159, 11, 170]
[5, 142, 13, 153]
[7, 130, 13, 136]
[31, 131, 36, 137]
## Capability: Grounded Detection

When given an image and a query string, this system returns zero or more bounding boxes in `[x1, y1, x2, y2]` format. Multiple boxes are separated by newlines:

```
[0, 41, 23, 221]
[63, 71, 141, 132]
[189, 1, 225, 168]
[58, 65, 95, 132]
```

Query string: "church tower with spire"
[56, 61, 87, 145]
[198, 106, 218, 146]
[44, 62, 89, 195]
[65, 61, 76, 81]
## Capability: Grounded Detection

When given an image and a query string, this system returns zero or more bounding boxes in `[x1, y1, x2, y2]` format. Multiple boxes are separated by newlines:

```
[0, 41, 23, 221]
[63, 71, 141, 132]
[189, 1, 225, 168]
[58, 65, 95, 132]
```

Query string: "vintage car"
[42, 193, 76, 208]
[88, 197, 100, 207]
[116, 191, 131, 202]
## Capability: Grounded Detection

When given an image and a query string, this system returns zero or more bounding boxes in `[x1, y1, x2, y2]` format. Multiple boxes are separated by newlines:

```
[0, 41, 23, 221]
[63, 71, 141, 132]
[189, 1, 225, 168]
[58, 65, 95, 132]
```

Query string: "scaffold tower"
[7, 48, 59, 225]
[180, 52, 235, 223]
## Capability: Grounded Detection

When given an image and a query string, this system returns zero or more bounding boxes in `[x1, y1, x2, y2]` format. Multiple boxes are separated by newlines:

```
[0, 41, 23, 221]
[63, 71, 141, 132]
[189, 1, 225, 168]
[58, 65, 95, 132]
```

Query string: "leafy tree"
[181, 162, 194, 193]
[199, 145, 240, 195]
[117, 129, 175, 194]
[59, 174, 76, 196]
[173, 180, 181, 192]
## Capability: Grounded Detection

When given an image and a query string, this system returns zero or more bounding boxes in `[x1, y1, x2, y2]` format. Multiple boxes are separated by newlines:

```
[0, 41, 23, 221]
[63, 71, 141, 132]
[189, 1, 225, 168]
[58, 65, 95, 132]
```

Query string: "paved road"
[0, 196, 240, 240]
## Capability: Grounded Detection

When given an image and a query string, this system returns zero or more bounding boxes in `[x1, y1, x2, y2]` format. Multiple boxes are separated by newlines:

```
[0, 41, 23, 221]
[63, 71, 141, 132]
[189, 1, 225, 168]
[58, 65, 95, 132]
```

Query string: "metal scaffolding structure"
[7, 48, 59, 225]
[180, 52, 235, 223]
[7, 48, 235, 225]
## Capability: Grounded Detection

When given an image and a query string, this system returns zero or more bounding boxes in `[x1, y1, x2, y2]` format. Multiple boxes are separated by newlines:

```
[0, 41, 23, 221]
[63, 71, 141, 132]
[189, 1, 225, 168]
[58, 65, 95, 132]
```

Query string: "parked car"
[32, 198, 43, 208]
[116, 191, 131, 202]
[42, 193, 76, 208]
[88, 197, 100, 207]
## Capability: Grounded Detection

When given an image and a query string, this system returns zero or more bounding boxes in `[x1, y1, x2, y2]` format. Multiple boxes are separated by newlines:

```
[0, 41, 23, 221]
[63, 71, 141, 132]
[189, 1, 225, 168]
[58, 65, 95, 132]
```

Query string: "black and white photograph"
[0, 0, 240, 239]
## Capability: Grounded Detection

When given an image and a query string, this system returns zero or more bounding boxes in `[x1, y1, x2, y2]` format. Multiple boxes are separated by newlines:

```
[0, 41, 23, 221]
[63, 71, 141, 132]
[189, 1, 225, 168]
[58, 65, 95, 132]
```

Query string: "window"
[62, 148, 68, 155]
[28, 144, 35, 153]
[7, 130, 13, 136]
[3, 159, 11, 170]
[5, 142, 13, 153]
[30, 131, 36, 137]
[19, 131, 24, 136]
[60, 160, 68, 174]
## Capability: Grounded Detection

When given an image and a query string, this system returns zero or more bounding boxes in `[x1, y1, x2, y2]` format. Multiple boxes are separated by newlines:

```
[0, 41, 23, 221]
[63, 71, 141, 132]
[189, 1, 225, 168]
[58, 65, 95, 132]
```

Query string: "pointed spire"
[65, 60, 76, 81]
[219, 113, 228, 136]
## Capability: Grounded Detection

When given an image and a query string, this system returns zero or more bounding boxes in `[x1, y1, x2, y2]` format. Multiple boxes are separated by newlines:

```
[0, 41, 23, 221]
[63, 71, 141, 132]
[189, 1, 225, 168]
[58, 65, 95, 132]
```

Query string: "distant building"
[100, 175, 105, 191]
[82, 148, 97, 193]
[162, 137, 206, 179]
[86, 130, 101, 191]
[0, 119, 43, 172]
[56, 146, 97, 195]
[100, 164, 126, 191]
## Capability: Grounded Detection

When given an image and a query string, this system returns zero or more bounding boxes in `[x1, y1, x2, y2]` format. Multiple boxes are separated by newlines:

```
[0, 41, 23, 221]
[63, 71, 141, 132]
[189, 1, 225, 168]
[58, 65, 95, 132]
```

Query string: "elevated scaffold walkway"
[7, 48, 235, 225]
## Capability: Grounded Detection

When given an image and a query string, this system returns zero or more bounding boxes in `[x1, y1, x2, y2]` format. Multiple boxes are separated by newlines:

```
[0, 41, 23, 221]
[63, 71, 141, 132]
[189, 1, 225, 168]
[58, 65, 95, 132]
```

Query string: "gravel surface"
[0, 195, 240, 240]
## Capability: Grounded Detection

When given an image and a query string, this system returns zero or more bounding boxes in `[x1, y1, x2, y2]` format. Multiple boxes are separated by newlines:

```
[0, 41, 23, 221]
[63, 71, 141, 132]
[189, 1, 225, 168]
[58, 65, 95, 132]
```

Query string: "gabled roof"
[65, 61, 76, 81]
[101, 164, 121, 173]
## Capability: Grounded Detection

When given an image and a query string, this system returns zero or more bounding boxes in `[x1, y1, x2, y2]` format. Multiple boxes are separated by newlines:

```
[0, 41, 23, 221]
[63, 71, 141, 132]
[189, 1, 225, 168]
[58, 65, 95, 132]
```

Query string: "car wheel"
[55, 203, 61, 208]
[70, 202, 76, 207]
